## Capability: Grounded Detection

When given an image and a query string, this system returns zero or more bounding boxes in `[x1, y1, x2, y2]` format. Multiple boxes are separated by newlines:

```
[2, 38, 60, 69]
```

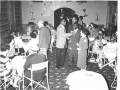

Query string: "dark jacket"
[38, 26, 51, 49]
[24, 53, 46, 83]
[67, 24, 82, 50]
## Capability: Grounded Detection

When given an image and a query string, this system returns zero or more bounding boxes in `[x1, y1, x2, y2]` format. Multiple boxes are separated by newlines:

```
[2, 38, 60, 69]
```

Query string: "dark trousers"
[15, 47, 25, 55]
[69, 49, 78, 66]
[56, 48, 67, 67]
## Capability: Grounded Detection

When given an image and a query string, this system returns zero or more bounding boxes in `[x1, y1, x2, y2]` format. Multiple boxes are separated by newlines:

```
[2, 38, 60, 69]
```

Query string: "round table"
[66, 70, 109, 90]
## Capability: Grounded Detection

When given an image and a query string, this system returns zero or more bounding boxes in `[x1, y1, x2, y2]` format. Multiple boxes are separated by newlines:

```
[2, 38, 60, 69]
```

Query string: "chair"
[99, 43, 117, 69]
[23, 61, 50, 90]
[88, 42, 100, 63]
[111, 63, 117, 89]
[0, 59, 17, 90]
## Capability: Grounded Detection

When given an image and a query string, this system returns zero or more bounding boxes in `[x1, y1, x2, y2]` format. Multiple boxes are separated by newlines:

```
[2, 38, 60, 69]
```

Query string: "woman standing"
[77, 28, 89, 70]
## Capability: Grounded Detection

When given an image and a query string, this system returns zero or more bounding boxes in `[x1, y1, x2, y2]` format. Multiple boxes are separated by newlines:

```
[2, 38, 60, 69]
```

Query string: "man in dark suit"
[67, 14, 82, 67]
[24, 53, 46, 86]
[37, 20, 51, 57]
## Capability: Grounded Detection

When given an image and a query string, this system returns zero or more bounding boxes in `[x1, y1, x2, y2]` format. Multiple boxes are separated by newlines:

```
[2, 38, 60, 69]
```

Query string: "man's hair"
[72, 14, 79, 21]
[30, 32, 37, 38]
[79, 16, 83, 20]
[73, 23, 79, 29]
[60, 18, 66, 23]
[44, 21, 49, 26]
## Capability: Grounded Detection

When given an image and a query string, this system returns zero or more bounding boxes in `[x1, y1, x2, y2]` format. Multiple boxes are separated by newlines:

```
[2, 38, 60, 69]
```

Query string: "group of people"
[56, 14, 89, 70]
[55, 13, 117, 71]
[0, 20, 56, 88]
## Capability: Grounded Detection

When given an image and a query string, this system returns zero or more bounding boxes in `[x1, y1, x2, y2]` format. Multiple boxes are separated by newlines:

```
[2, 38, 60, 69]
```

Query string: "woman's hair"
[6, 35, 14, 44]
[0, 44, 10, 52]
[44, 21, 49, 27]
[32, 30, 38, 35]
[10, 30, 15, 35]
[14, 31, 20, 37]
[83, 23, 86, 27]
[81, 28, 89, 36]
[90, 23, 98, 29]
[30, 32, 37, 38]
[27, 22, 35, 26]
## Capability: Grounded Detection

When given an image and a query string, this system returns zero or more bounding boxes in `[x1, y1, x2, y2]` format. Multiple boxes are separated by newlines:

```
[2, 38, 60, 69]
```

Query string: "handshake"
[76, 43, 81, 50]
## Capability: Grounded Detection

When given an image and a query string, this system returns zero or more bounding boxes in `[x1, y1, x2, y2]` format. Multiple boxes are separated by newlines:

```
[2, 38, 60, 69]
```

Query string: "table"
[66, 70, 109, 90]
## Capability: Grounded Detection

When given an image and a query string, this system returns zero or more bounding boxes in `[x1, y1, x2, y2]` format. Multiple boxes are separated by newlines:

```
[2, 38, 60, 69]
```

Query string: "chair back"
[103, 44, 117, 60]
[31, 61, 48, 71]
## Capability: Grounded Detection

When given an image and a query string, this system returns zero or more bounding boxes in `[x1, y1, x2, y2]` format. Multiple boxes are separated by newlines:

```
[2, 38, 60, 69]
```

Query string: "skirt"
[77, 50, 87, 69]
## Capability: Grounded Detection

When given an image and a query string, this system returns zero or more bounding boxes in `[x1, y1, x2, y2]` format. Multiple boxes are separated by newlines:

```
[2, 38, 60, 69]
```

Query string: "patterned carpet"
[47, 47, 117, 90]
[2, 47, 117, 90]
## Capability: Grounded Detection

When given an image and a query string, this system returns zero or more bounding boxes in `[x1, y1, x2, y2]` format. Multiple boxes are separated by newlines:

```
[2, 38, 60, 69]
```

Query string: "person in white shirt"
[14, 32, 25, 55]
[56, 18, 72, 68]
[24, 32, 39, 55]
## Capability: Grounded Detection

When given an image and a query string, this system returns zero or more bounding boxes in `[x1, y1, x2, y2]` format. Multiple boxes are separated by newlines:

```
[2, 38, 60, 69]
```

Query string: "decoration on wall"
[30, 10, 35, 20]
[96, 12, 100, 21]
[40, 1, 54, 16]
[95, 7, 100, 21]
[29, 1, 35, 20]
[83, 9, 88, 17]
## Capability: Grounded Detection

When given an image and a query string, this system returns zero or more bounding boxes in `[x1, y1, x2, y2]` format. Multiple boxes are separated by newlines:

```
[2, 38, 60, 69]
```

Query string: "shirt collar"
[60, 24, 65, 29]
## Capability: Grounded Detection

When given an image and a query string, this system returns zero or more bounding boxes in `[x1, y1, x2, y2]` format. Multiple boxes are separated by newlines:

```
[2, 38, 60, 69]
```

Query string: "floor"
[3, 47, 117, 90]
[47, 47, 117, 90]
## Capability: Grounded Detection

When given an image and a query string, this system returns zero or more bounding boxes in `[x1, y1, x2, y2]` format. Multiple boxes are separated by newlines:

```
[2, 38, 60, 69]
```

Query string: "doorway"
[54, 7, 75, 30]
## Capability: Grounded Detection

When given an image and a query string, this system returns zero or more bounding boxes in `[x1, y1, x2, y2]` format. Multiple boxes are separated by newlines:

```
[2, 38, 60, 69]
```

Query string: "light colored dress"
[77, 36, 88, 69]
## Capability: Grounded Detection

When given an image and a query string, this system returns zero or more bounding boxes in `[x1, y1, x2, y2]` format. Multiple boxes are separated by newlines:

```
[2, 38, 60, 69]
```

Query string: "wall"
[21, 1, 108, 28]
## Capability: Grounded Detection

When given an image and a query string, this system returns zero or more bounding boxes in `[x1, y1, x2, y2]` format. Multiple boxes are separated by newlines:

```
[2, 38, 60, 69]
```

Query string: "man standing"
[37, 20, 51, 58]
[56, 18, 72, 68]
[67, 14, 82, 67]
[78, 16, 83, 27]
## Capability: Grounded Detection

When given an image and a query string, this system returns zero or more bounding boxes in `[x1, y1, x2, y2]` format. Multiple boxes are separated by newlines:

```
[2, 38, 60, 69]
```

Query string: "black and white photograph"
[0, 0, 118, 90]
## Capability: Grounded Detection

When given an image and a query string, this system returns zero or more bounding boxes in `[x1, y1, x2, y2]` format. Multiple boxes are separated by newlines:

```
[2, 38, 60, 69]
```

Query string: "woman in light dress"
[77, 28, 89, 70]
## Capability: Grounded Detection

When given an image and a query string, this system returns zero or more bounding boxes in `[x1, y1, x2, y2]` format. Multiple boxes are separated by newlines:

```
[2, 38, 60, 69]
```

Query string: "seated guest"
[14, 32, 25, 55]
[27, 22, 35, 36]
[6, 35, 15, 57]
[0, 44, 16, 87]
[102, 37, 117, 59]
[0, 44, 10, 59]
[23, 52, 46, 87]
[88, 23, 98, 38]
[24, 32, 39, 55]
[92, 37, 103, 58]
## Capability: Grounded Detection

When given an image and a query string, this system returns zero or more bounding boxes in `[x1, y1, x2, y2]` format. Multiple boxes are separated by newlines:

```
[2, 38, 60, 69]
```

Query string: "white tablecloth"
[66, 70, 109, 90]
